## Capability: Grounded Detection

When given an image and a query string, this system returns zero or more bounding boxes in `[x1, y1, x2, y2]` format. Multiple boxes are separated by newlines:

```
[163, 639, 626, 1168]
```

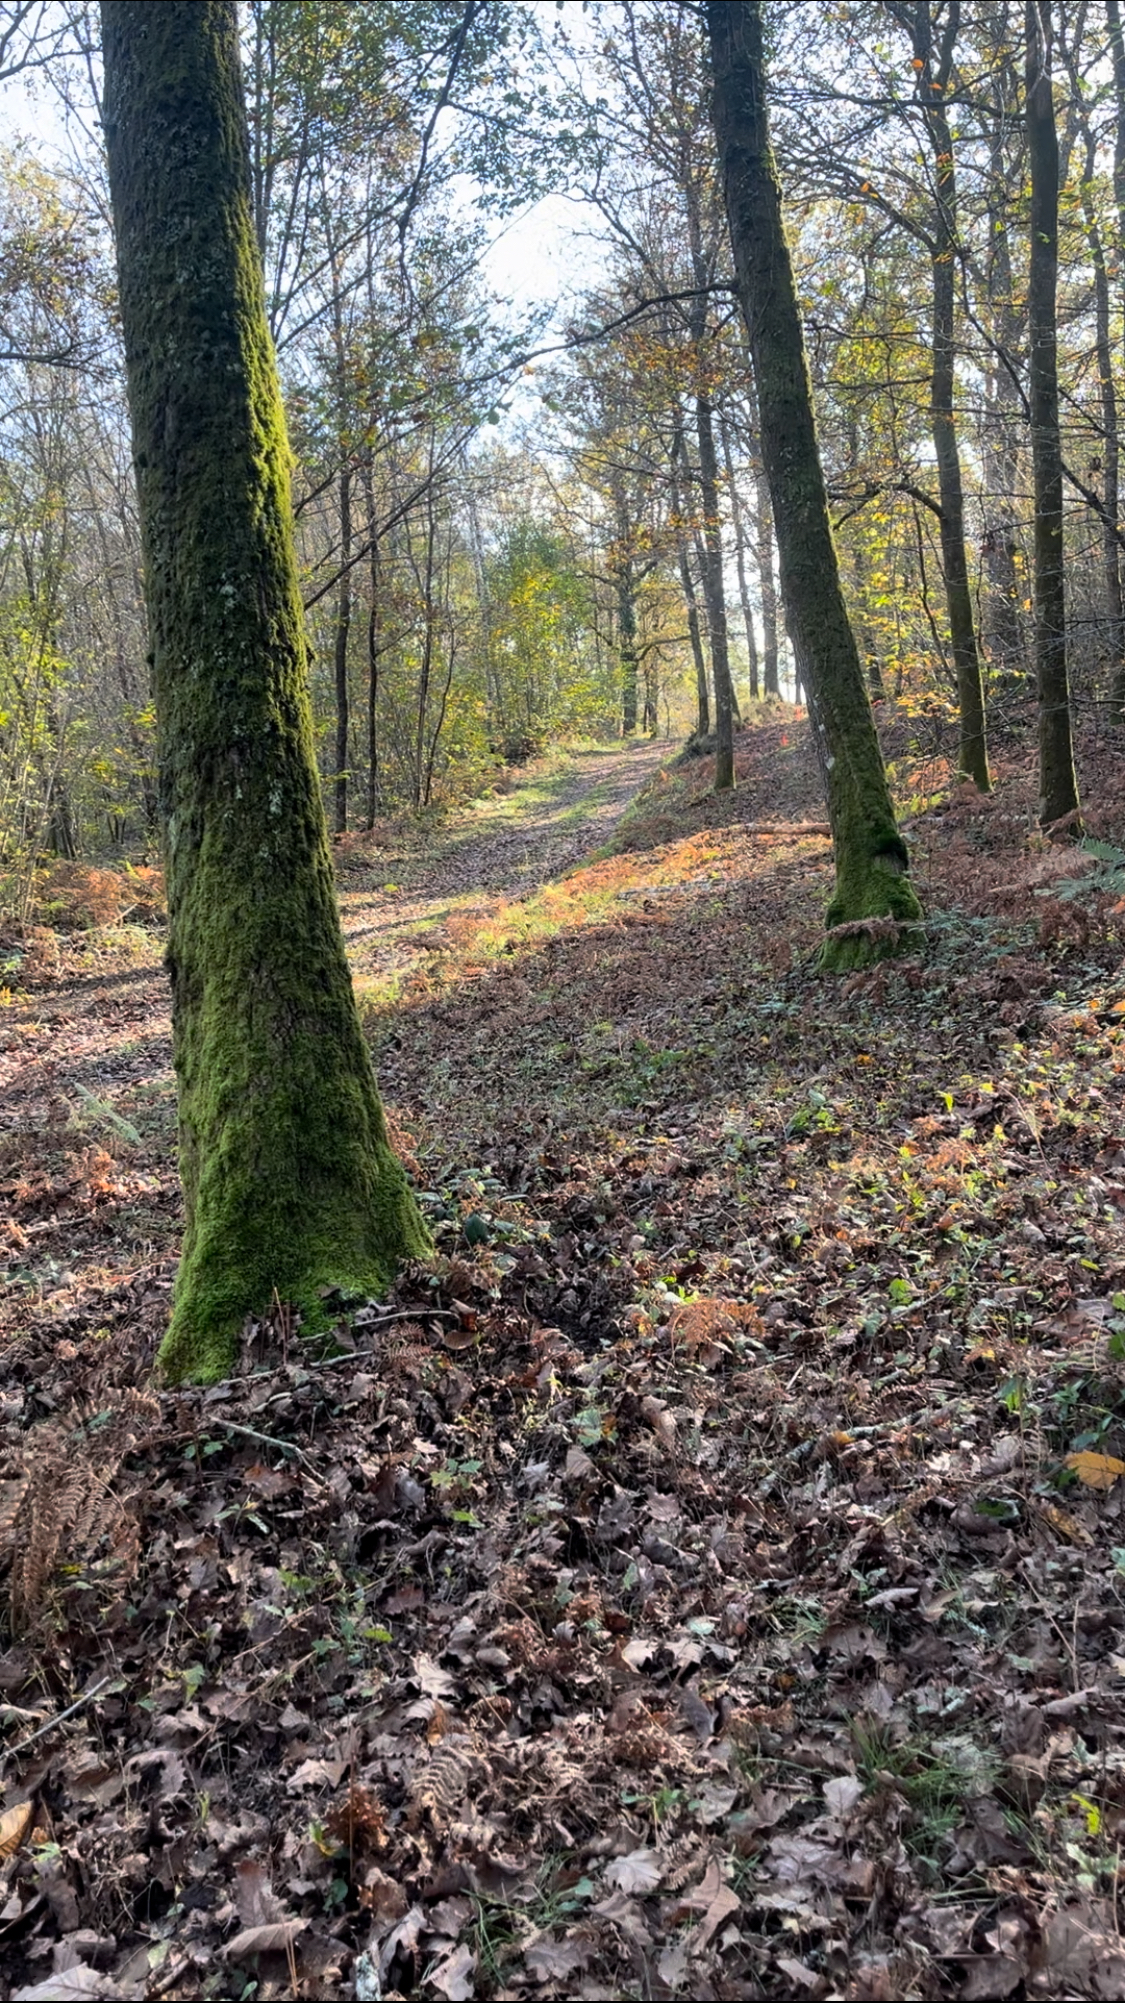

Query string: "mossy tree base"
[819, 852, 925, 971]
[102, 2, 430, 1384]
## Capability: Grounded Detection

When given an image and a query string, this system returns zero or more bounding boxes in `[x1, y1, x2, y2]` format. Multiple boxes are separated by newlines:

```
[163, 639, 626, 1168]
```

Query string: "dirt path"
[336, 737, 671, 987]
[0, 739, 671, 1151]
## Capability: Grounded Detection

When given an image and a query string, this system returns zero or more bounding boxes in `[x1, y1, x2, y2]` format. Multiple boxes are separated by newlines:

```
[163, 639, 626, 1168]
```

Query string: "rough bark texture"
[909, 0, 990, 790]
[101, 0, 430, 1383]
[1025, 1, 1081, 828]
[708, 0, 921, 967]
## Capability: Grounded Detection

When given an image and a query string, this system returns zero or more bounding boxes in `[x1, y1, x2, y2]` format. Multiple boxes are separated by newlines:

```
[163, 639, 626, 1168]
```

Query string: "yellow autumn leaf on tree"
[1065, 1450, 1125, 1490]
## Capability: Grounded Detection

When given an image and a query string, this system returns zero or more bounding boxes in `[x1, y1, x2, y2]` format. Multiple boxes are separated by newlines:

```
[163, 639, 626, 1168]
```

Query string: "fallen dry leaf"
[428, 1941, 476, 2001]
[604, 1847, 663, 1896]
[224, 1918, 308, 1959]
[0, 1799, 34, 1860]
[12, 1972, 116, 2002]
[1065, 1450, 1125, 1490]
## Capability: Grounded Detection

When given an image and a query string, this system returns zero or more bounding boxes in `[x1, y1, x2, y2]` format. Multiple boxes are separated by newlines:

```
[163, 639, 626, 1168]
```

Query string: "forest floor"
[3, 708, 1125, 2000]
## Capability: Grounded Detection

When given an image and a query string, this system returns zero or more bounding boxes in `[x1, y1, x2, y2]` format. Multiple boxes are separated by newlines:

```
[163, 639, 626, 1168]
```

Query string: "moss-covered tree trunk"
[100, 0, 430, 1383]
[708, 0, 922, 967]
[1025, 0, 1081, 828]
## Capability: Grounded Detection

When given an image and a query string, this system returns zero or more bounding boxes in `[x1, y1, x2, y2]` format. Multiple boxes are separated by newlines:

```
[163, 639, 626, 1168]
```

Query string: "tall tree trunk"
[1025, 0, 1081, 828]
[746, 375, 780, 693]
[682, 158, 735, 788]
[612, 480, 639, 735]
[693, 388, 735, 788]
[720, 402, 760, 699]
[333, 461, 351, 834]
[910, 0, 990, 789]
[708, 0, 922, 967]
[980, 33, 1029, 687]
[1104, 0, 1125, 717]
[414, 477, 437, 807]
[1076, 121, 1125, 716]
[361, 449, 380, 829]
[670, 422, 710, 735]
[101, 0, 429, 1383]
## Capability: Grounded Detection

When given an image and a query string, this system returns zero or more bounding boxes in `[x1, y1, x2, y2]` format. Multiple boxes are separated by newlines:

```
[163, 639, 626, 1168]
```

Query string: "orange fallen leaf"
[0, 1798, 33, 1859]
[1065, 1450, 1125, 1490]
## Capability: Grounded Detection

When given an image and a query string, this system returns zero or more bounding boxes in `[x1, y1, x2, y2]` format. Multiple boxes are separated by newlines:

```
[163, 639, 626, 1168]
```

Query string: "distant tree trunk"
[101, 0, 429, 1383]
[746, 379, 780, 694]
[333, 461, 351, 833]
[709, 0, 922, 967]
[1025, 0, 1081, 828]
[683, 163, 735, 788]
[413, 477, 437, 807]
[612, 481, 639, 734]
[669, 422, 710, 735]
[1076, 122, 1125, 717]
[361, 451, 381, 829]
[720, 402, 760, 699]
[908, 0, 990, 790]
[979, 41, 1029, 688]
[693, 386, 735, 790]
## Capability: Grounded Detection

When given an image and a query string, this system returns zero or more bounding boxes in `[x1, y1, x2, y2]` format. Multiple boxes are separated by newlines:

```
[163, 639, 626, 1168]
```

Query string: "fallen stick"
[3, 1675, 112, 1761]
[736, 821, 831, 836]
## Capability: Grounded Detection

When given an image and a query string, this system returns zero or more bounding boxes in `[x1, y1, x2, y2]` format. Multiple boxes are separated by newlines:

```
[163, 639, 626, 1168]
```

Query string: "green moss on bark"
[101, 2, 430, 1383]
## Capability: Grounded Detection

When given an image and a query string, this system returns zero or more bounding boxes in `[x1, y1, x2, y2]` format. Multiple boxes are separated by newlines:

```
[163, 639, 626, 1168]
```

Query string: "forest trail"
[336, 735, 671, 994]
[0, 737, 672, 1216]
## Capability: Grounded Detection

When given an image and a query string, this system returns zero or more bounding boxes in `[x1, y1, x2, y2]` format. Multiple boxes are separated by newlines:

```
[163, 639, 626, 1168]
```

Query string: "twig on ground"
[3, 1675, 112, 1760]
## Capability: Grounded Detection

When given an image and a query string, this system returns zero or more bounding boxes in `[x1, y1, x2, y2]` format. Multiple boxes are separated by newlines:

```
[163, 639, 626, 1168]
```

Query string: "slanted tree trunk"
[101, 0, 430, 1383]
[1025, 0, 1081, 828]
[907, 0, 990, 790]
[708, 0, 921, 967]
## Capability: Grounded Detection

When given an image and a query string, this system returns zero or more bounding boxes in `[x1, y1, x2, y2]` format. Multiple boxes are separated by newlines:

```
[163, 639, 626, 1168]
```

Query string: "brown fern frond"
[6, 1392, 158, 1635]
[405, 1735, 479, 1834]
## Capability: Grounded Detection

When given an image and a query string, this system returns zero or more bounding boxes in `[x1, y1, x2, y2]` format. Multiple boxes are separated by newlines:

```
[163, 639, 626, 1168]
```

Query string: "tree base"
[819, 858, 924, 971]
[156, 1149, 431, 1385]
